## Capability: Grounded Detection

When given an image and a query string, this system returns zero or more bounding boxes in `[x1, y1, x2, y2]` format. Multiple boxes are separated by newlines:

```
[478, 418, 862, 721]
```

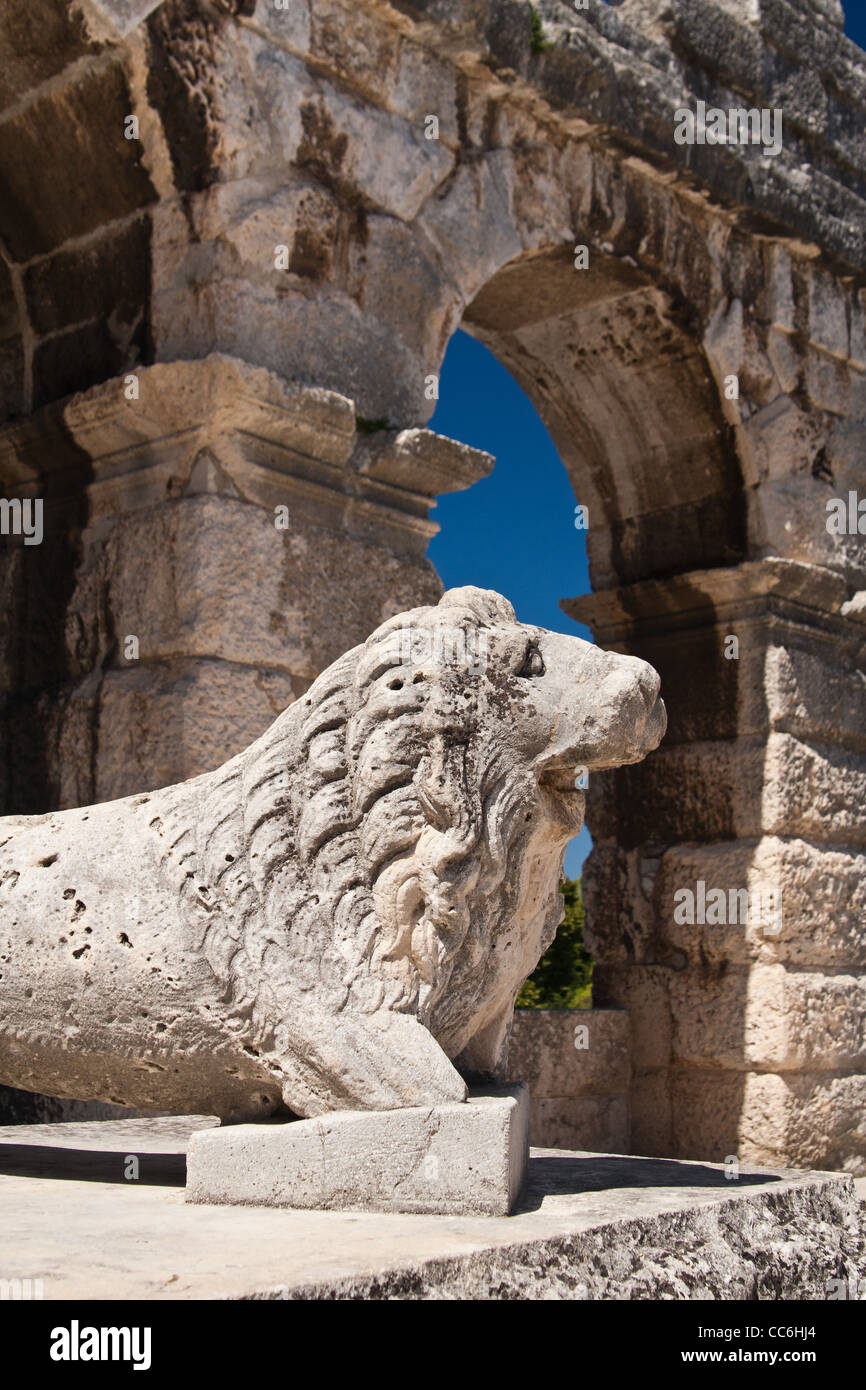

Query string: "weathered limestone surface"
[508, 1009, 631, 1152]
[0, 354, 492, 812]
[566, 561, 866, 1173]
[0, 588, 664, 1119]
[1, 1115, 863, 1299]
[0, 0, 864, 1169]
[185, 1084, 530, 1216]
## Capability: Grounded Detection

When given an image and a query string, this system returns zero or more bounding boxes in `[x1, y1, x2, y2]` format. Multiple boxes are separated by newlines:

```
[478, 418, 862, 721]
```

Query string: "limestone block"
[95, 659, 299, 801]
[153, 272, 429, 424]
[671, 1071, 786, 1164]
[249, 0, 311, 52]
[592, 732, 866, 848]
[0, 60, 153, 262]
[416, 153, 523, 304]
[78, 0, 165, 38]
[215, 41, 312, 179]
[349, 215, 456, 361]
[82, 498, 309, 674]
[583, 624, 742, 752]
[197, 179, 341, 290]
[809, 267, 850, 358]
[657, 838, 866, 968]
[581, 845, 655, 966]
[751, 473, 866, 577]
[805, 348, 851, 415]
[185, 1085, 529, 1216]
[672, 1069, 866, 1172]
[299, 80, 453, 223]
[782, 1072, 866, 1173]
[308, 0, 401, 103]
[762, 731, 866, 846]
[669, 966, 776, 1072]
[508, 1009, 631, 1097]
[23, 219, 150, 341]
[850, 287, 866, 370]
[586, 739, 764, 845]
[702, 296, 745, 383]
[389, 40, 458, 143]
[74, 495, 442, 681]
[743, 392, 820, 484]
[763, 244, 796, 333]
[0, 337, 24, 420]
[764, 329, 800, 396]
[528, 1094, 629, 1155]
[590, 965, 672, 1070]
[669, 965, 866, 1072]
[506, 1010, 631, 1152]
[762, 640, 866, 751]
[628, 1071, 673, 1158]
[778, 973, 866, 1070]
[0, 0, 98, 112]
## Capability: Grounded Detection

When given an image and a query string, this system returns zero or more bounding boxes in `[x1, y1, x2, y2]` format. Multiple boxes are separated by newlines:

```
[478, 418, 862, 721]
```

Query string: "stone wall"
[0, 354, 490, 808]
[508, 1010, 631, 1152]
[0, 0, 864, 1169]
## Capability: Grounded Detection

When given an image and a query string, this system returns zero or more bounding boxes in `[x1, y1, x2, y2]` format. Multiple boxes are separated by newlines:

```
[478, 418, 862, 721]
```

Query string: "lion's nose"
[637, 662, 661, 711]
[616, 655, 661, 710]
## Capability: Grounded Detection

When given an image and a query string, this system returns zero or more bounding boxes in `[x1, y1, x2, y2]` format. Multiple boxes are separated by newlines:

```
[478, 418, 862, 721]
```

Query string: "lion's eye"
[517, 644, 545, 678]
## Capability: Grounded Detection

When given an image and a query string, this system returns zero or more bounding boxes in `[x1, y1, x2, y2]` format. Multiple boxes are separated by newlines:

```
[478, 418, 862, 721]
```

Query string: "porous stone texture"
[1, 1116, 863, 1299]
[0, 354, 492, 814]
[0, 0, 864, 1171]
[508, 1010, 631, 1152]
[0, 587, 664, 1120]
[566, 561, 866, 1174]
[185, 1084, 529, 1216]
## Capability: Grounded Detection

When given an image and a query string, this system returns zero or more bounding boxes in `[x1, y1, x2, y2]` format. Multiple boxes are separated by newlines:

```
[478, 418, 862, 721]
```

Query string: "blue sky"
[427, 332, 593, 878]
[427, 0, 863, 879]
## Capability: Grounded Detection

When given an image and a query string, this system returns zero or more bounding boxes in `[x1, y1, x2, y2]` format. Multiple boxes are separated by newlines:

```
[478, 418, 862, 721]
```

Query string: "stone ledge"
[0, 1116, 862, 1299]
[563, 559, 859, 644]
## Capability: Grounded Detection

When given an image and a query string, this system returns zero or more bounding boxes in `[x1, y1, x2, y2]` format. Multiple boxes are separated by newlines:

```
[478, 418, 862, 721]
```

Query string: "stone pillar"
[0, 353, 491, 811]
[565, 559, 866, 1172]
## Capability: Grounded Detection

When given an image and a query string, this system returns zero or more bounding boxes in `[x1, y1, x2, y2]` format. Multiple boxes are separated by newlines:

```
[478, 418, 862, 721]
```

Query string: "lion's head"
[176, 587, 665, 1117]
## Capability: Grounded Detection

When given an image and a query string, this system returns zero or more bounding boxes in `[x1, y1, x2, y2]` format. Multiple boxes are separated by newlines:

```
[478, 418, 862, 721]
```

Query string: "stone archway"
[0, 0, 864, 1168]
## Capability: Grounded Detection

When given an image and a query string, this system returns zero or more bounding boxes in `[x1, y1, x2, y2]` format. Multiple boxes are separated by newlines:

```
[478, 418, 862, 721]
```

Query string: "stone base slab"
[185, 1085, 529, 1217]
[0, 1116, 864, 1299]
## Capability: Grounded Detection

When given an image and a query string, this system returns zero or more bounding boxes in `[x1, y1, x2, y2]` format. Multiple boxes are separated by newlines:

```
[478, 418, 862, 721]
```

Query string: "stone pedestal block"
[185, 1085, 529, 1217]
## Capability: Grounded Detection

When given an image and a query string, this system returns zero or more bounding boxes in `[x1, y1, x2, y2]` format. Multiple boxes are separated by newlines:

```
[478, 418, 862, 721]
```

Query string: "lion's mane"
[147, 589, 564, 1101]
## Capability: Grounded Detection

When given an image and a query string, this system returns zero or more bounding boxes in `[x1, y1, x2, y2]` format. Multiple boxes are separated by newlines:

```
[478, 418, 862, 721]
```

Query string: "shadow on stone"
[0, 1140, 186, 1186]
[514, 1153, 782, 1213]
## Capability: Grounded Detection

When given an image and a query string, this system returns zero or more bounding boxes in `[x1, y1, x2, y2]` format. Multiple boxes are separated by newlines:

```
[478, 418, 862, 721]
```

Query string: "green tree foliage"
[515, 877, 592, 1009]
[529, 6, 553, 54]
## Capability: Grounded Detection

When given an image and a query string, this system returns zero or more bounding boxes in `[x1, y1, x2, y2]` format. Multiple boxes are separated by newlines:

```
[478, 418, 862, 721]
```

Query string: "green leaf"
[515, 876, 592, 1009]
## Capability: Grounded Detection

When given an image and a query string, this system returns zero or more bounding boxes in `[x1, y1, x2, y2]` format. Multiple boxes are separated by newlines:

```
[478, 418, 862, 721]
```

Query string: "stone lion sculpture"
[0, 588, 665, 1121]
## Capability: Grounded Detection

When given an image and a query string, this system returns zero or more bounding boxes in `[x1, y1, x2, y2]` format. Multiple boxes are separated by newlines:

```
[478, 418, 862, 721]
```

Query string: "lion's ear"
[415, 736, 481, 850]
